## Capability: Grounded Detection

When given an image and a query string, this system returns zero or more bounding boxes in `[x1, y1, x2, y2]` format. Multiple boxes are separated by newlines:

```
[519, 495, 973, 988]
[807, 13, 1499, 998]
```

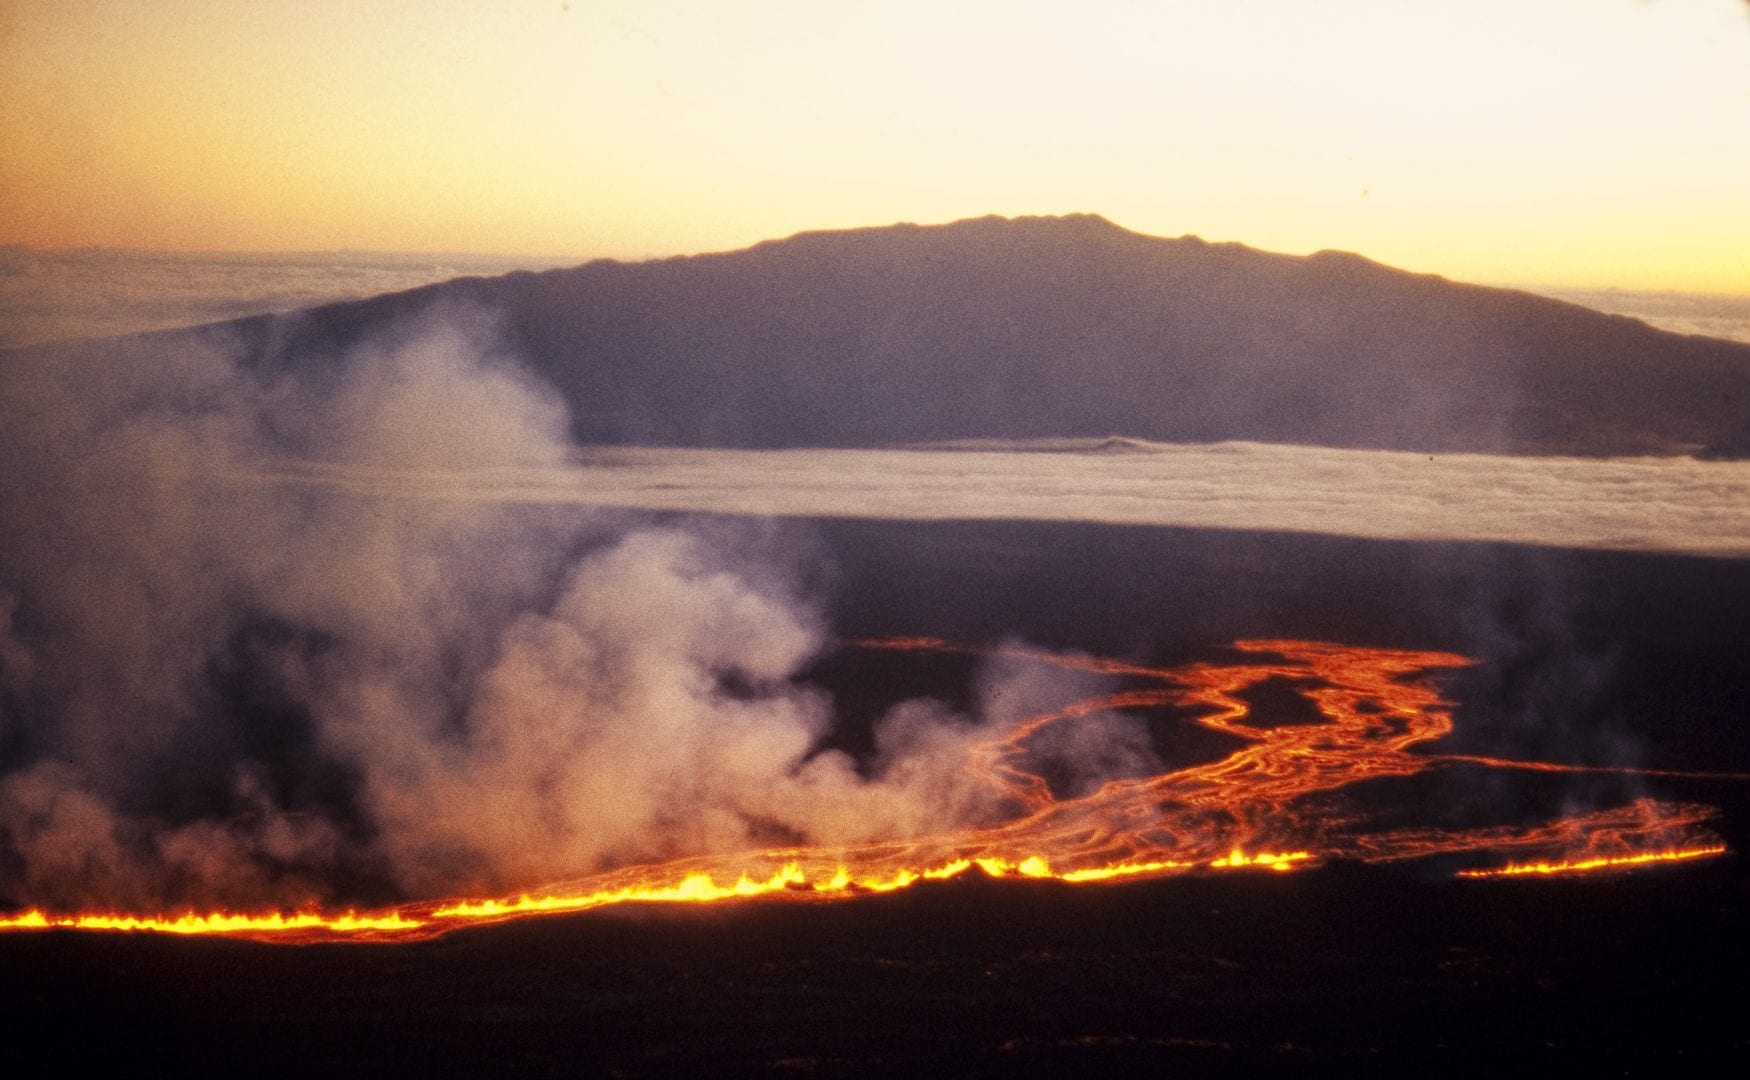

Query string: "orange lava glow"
[1456, 845, 1730, 878]
[1, 639, 1735, 943]
[0, 909, 426, 938]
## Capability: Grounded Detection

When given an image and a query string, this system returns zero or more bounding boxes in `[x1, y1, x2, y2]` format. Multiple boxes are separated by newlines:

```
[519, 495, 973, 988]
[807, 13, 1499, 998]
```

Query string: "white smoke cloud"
[0, 303, 1066, 909]
[319, 526, 838, 892]
[0, 761, 344, 910]
[978, 646, 1160, 798]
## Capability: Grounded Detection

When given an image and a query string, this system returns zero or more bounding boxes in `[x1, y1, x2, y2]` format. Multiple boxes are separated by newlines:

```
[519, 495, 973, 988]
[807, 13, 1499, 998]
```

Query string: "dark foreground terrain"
[3, 862, 1747, 1077]
[5, 518, 1748, 1076]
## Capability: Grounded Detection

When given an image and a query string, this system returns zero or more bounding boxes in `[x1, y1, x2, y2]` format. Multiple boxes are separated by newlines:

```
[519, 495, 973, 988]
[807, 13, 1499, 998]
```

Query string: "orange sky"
[2, 0, 1747, 292]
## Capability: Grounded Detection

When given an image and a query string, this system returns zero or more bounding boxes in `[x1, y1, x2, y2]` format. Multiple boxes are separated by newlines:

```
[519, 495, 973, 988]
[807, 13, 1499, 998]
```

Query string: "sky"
[2, 0, 1747, 292]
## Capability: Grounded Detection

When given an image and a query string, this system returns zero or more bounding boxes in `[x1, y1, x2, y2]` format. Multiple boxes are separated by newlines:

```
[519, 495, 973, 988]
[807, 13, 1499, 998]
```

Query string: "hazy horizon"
[6, 227, 1748, 351]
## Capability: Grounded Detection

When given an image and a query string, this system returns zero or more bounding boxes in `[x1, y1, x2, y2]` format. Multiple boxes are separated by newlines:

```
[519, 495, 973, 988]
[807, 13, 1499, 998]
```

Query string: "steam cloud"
[0, 305, 1090, 910]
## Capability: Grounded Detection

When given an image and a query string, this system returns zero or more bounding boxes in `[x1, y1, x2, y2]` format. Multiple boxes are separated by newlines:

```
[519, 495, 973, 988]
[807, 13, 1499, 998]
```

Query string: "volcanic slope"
[22, 214, 1750, 458]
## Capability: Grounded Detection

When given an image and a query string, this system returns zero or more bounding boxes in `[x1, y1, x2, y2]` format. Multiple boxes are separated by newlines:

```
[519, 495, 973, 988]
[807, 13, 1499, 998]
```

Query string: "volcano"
[3, 218, 1750, 1074]
[17, 214, 1750, 458]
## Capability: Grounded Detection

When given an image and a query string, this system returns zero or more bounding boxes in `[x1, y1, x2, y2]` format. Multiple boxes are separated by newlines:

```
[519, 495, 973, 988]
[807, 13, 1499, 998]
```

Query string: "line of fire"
[2, 638, 1738, 944]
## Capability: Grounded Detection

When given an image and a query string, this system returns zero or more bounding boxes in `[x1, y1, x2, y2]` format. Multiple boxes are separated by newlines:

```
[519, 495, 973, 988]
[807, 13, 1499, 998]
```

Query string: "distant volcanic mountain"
[28, 215, 1750, 457]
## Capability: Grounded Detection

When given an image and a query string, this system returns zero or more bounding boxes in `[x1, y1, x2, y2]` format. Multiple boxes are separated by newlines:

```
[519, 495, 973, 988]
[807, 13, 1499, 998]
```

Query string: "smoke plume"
[0, 303, 1078, 910]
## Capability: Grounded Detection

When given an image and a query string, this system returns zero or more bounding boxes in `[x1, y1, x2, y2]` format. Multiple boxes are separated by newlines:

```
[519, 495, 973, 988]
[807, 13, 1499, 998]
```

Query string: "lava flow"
[2, 639, 1738, 943]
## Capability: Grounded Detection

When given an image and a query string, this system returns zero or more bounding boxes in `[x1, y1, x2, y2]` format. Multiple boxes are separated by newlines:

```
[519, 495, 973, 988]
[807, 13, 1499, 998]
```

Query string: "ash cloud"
[0, 305, 1059, 910]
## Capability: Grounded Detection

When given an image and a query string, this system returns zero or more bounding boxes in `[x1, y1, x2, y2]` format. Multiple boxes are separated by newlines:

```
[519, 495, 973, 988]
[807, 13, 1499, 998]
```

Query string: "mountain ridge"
[16, 214, 1750, 458]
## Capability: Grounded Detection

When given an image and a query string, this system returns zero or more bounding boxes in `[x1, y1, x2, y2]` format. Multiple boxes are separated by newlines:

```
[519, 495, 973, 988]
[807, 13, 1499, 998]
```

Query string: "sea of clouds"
[251, 439, 1750, 559]
[4, 249, 1749, 351]
[0, 248, 576, 349]
[1531, 286, 1750, 347]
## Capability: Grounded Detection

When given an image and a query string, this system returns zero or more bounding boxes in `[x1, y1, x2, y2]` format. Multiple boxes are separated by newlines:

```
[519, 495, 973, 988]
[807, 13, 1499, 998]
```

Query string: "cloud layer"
[244, 439, 1750, 559]
[0, 249, 574, 349]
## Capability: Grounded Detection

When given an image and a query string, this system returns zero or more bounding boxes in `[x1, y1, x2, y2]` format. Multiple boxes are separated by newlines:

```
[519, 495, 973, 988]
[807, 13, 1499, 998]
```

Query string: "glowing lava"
[1457, 845, 1729, 878]
[0, 909, 425, 938]
[2, 639, 1736, 942]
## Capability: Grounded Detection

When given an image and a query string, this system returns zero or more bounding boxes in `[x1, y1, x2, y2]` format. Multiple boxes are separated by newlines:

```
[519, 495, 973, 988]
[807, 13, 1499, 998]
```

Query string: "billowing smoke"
[0, 305, 1106, 910]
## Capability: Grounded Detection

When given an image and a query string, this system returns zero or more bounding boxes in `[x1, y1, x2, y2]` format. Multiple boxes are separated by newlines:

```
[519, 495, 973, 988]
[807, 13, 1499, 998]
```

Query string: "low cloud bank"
[0, 249, 576, 348]
[244, 439, 1750, 559]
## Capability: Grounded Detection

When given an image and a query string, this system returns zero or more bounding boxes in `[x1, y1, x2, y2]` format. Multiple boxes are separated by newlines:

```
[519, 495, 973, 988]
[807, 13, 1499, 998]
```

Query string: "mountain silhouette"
[29, 214, 1750, 456]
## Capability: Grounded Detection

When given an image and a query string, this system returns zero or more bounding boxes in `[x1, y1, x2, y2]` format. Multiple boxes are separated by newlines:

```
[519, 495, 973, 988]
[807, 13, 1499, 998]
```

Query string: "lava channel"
[2, 638, 1739, 943]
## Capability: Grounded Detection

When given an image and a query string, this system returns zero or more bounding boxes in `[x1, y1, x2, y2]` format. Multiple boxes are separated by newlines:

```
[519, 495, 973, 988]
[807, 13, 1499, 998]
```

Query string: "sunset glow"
[3, 0, 1747, 291]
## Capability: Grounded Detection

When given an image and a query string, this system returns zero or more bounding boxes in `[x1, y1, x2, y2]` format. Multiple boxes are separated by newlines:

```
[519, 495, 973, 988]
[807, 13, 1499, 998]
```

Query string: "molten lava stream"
[1, 638, 1737, 943]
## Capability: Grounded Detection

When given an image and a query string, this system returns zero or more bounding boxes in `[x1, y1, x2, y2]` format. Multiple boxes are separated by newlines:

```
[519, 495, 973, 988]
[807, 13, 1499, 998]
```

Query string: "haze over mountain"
[17, 214, 1750, 458]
